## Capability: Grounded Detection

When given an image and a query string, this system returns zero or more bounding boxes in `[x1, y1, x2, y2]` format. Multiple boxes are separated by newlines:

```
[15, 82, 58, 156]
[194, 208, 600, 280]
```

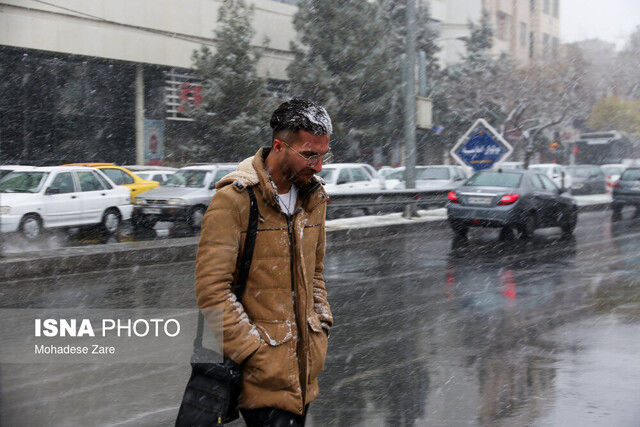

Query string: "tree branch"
[531, 108, 568, 141]
[501, 103, 529, 135]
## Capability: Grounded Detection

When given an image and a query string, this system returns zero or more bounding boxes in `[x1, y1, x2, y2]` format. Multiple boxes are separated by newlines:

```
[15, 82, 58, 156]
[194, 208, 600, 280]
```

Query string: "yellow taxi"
[62, 163, 159, 202]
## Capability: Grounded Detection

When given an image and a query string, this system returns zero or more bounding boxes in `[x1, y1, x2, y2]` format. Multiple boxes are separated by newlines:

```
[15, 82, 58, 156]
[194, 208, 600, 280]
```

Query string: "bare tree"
[503, 105, 567, 168]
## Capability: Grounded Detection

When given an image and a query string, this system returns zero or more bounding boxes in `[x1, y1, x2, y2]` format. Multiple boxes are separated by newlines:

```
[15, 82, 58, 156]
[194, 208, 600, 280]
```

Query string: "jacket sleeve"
[313, 204, 333, 330]
[195, 188, 263, 364]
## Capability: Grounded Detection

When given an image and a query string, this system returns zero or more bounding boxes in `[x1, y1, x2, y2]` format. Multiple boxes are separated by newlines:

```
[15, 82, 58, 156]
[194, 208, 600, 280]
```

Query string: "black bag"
[176, 186, 260, 426]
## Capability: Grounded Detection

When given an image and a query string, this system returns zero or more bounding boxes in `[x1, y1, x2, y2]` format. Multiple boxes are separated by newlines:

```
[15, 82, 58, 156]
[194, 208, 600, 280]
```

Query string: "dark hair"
[270, 98, 332, 139]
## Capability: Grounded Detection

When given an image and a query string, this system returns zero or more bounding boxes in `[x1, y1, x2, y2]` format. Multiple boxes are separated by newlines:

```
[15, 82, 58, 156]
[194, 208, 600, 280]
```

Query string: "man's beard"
[282, 160, 313, 188]
[289, 168, 314, 187]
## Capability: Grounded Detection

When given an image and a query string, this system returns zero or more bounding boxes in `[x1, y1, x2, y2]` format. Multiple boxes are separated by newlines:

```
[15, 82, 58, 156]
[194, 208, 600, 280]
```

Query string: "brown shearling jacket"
[195, 147, 333, 415]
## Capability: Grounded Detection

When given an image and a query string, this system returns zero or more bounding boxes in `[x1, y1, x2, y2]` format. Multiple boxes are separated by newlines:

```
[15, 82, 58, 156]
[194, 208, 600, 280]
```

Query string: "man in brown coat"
[195, 99, 334, 426]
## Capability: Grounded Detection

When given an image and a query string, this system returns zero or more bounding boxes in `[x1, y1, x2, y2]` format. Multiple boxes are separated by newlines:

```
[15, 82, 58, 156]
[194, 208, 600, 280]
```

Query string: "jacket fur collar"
[216, 146, 328, 213]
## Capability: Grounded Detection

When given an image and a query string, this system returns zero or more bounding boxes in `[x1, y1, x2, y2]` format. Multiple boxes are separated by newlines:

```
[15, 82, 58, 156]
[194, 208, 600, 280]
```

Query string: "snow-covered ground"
[326, 208, 446, 230]
[574, 193, 612, 206]
[326, 194, 611, 230]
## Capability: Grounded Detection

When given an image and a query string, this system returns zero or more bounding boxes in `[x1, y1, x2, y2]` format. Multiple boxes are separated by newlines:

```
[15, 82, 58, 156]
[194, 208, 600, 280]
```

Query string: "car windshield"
[316, 168, 336, 182]
[620, 169, 640, 181]
[529, 166, 549, 173]
[602, 166, 623, 176]
[465, 171, 522, 187]
[164, 170, 209, 188]
[213, 168, 235, 183]
[385, 170, 404, 180]
[0, 169, 15, 180]
[498, 163, 523, 170]
[566, 167, 592, 178]
[0, 171, 49, 193]
[416, 168, 450, 180]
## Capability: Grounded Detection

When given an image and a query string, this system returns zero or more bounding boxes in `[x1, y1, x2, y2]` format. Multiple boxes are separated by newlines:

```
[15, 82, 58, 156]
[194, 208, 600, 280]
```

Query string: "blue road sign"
[451, 119, 513, 171]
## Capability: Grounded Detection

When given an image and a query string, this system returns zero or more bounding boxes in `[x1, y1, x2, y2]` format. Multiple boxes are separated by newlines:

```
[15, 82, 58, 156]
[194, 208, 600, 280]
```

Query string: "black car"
[446, 170, 578, 239]
[611, 167, 640, 219]
[564, 165, 607, 195]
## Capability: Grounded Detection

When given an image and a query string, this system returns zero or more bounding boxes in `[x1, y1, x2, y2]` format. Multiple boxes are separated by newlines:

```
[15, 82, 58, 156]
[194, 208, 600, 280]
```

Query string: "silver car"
[131, 164, 237, 230]
[385, 165, 469, 190]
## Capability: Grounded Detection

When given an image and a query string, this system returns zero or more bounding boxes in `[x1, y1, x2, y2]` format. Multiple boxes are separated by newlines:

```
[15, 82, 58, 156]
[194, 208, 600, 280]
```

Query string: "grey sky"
[561, 0, 640, 49]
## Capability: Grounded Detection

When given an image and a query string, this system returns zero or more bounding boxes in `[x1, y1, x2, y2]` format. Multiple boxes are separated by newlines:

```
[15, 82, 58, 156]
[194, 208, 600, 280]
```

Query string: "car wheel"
[188, 206, 206, 229]
[102, 208, 121, 235]
[19, 214, 43, 240]
[132, 213, 157, 230]
[499, 226, 514, 240]
[449, 220, 468, 239]
[518, 214, 536, 239]
[611, 204, 622, 222]
[561, 211, 577, 236]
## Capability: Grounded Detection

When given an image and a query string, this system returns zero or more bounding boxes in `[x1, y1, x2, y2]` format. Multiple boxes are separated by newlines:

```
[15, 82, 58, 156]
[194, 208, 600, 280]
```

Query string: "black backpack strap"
[234, 186, 259, 300]
[195, 186, 260, 350]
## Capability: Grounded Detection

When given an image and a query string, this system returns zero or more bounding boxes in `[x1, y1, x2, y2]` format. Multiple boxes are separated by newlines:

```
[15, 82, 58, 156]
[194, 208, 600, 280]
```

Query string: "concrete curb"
[0, 202, 610, 281]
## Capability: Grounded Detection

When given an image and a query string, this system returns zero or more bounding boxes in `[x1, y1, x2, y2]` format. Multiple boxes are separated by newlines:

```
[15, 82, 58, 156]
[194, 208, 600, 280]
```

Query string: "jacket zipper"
[286, 210, 305, 411]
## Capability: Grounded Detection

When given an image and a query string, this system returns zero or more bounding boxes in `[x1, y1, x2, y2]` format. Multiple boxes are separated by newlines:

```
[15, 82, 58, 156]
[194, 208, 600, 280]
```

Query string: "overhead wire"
[3, 0, 293, 60]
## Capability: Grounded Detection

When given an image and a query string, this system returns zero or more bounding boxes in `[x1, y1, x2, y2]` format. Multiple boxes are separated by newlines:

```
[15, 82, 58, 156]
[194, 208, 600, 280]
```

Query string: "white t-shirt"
[277, 185, 298, 216]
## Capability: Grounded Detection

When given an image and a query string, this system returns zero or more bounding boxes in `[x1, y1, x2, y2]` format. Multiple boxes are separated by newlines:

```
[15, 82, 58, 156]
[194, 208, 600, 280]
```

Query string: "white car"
[132, 163, 237, 230]
[316, 164, 383, 194]
[0, 166, 132, 239]
[529, 163, 566, 188]
[492, 161, 524, 170]
[0, 165, 38, 181]
[384, 165, 469, 190]
[356, 163, 391, 189]
[130, 170, 176, 184]
[377, 166, 400, 178]
[600, 164, 627, 193]
[123, 165, 177, 185]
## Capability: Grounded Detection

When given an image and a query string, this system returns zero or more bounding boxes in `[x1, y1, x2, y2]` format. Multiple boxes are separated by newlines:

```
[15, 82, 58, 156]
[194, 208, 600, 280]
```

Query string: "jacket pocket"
[244, 320, 298, 390]
[307, 316, 328, 383]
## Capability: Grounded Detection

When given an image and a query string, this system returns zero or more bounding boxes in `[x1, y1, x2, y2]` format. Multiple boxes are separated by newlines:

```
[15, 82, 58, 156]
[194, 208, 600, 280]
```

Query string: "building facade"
[0, 0, 561, 165]
[426, 0, 561, 66]
[0, 0, 297, 164]
[427, 0, 484, 67]
[484, 0, 561, 64]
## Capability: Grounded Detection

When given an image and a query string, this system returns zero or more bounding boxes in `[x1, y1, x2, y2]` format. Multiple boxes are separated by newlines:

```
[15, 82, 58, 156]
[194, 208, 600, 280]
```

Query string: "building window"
[530, 0, 536, 12]
[553, 0, 559, 17]
[543, 33, 550, 59]
[496, 12, 509, 41]
[543, 0, 550, 14]
[552, 37, 559, 58]
[520, 22, 527, 47]
[529, 32, 535, 58]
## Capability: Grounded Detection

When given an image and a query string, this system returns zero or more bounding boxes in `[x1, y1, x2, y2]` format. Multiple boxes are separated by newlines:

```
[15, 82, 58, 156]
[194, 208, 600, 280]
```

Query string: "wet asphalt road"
[1, 209, 640, 426]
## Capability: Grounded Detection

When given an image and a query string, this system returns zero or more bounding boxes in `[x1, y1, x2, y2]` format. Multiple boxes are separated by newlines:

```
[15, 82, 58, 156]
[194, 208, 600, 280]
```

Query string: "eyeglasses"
[276, 139, 333, 166]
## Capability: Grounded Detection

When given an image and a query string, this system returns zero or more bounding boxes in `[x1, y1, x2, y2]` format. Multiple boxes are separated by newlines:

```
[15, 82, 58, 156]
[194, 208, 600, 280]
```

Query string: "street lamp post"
[403, 0, 417, 218]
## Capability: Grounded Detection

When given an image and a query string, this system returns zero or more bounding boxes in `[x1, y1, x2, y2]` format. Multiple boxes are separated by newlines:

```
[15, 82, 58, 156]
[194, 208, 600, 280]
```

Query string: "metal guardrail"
[326, 188, 452, 218]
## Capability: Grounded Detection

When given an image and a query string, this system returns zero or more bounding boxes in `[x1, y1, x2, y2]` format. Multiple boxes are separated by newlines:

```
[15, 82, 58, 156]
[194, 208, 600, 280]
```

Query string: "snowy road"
[1, 209, 639, 426]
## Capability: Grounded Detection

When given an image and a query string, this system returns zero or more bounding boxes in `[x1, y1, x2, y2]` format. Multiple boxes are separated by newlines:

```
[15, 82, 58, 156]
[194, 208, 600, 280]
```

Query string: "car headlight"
[0, 206, 10, 214]
[135, 197, 147, 205]
[572, 183, 583, 188]
[168, 198, 187, 206]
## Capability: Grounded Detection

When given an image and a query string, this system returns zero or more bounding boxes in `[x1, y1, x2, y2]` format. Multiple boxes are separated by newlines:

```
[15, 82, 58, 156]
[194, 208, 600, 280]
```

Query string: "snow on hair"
[270, 98, 333, 136]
